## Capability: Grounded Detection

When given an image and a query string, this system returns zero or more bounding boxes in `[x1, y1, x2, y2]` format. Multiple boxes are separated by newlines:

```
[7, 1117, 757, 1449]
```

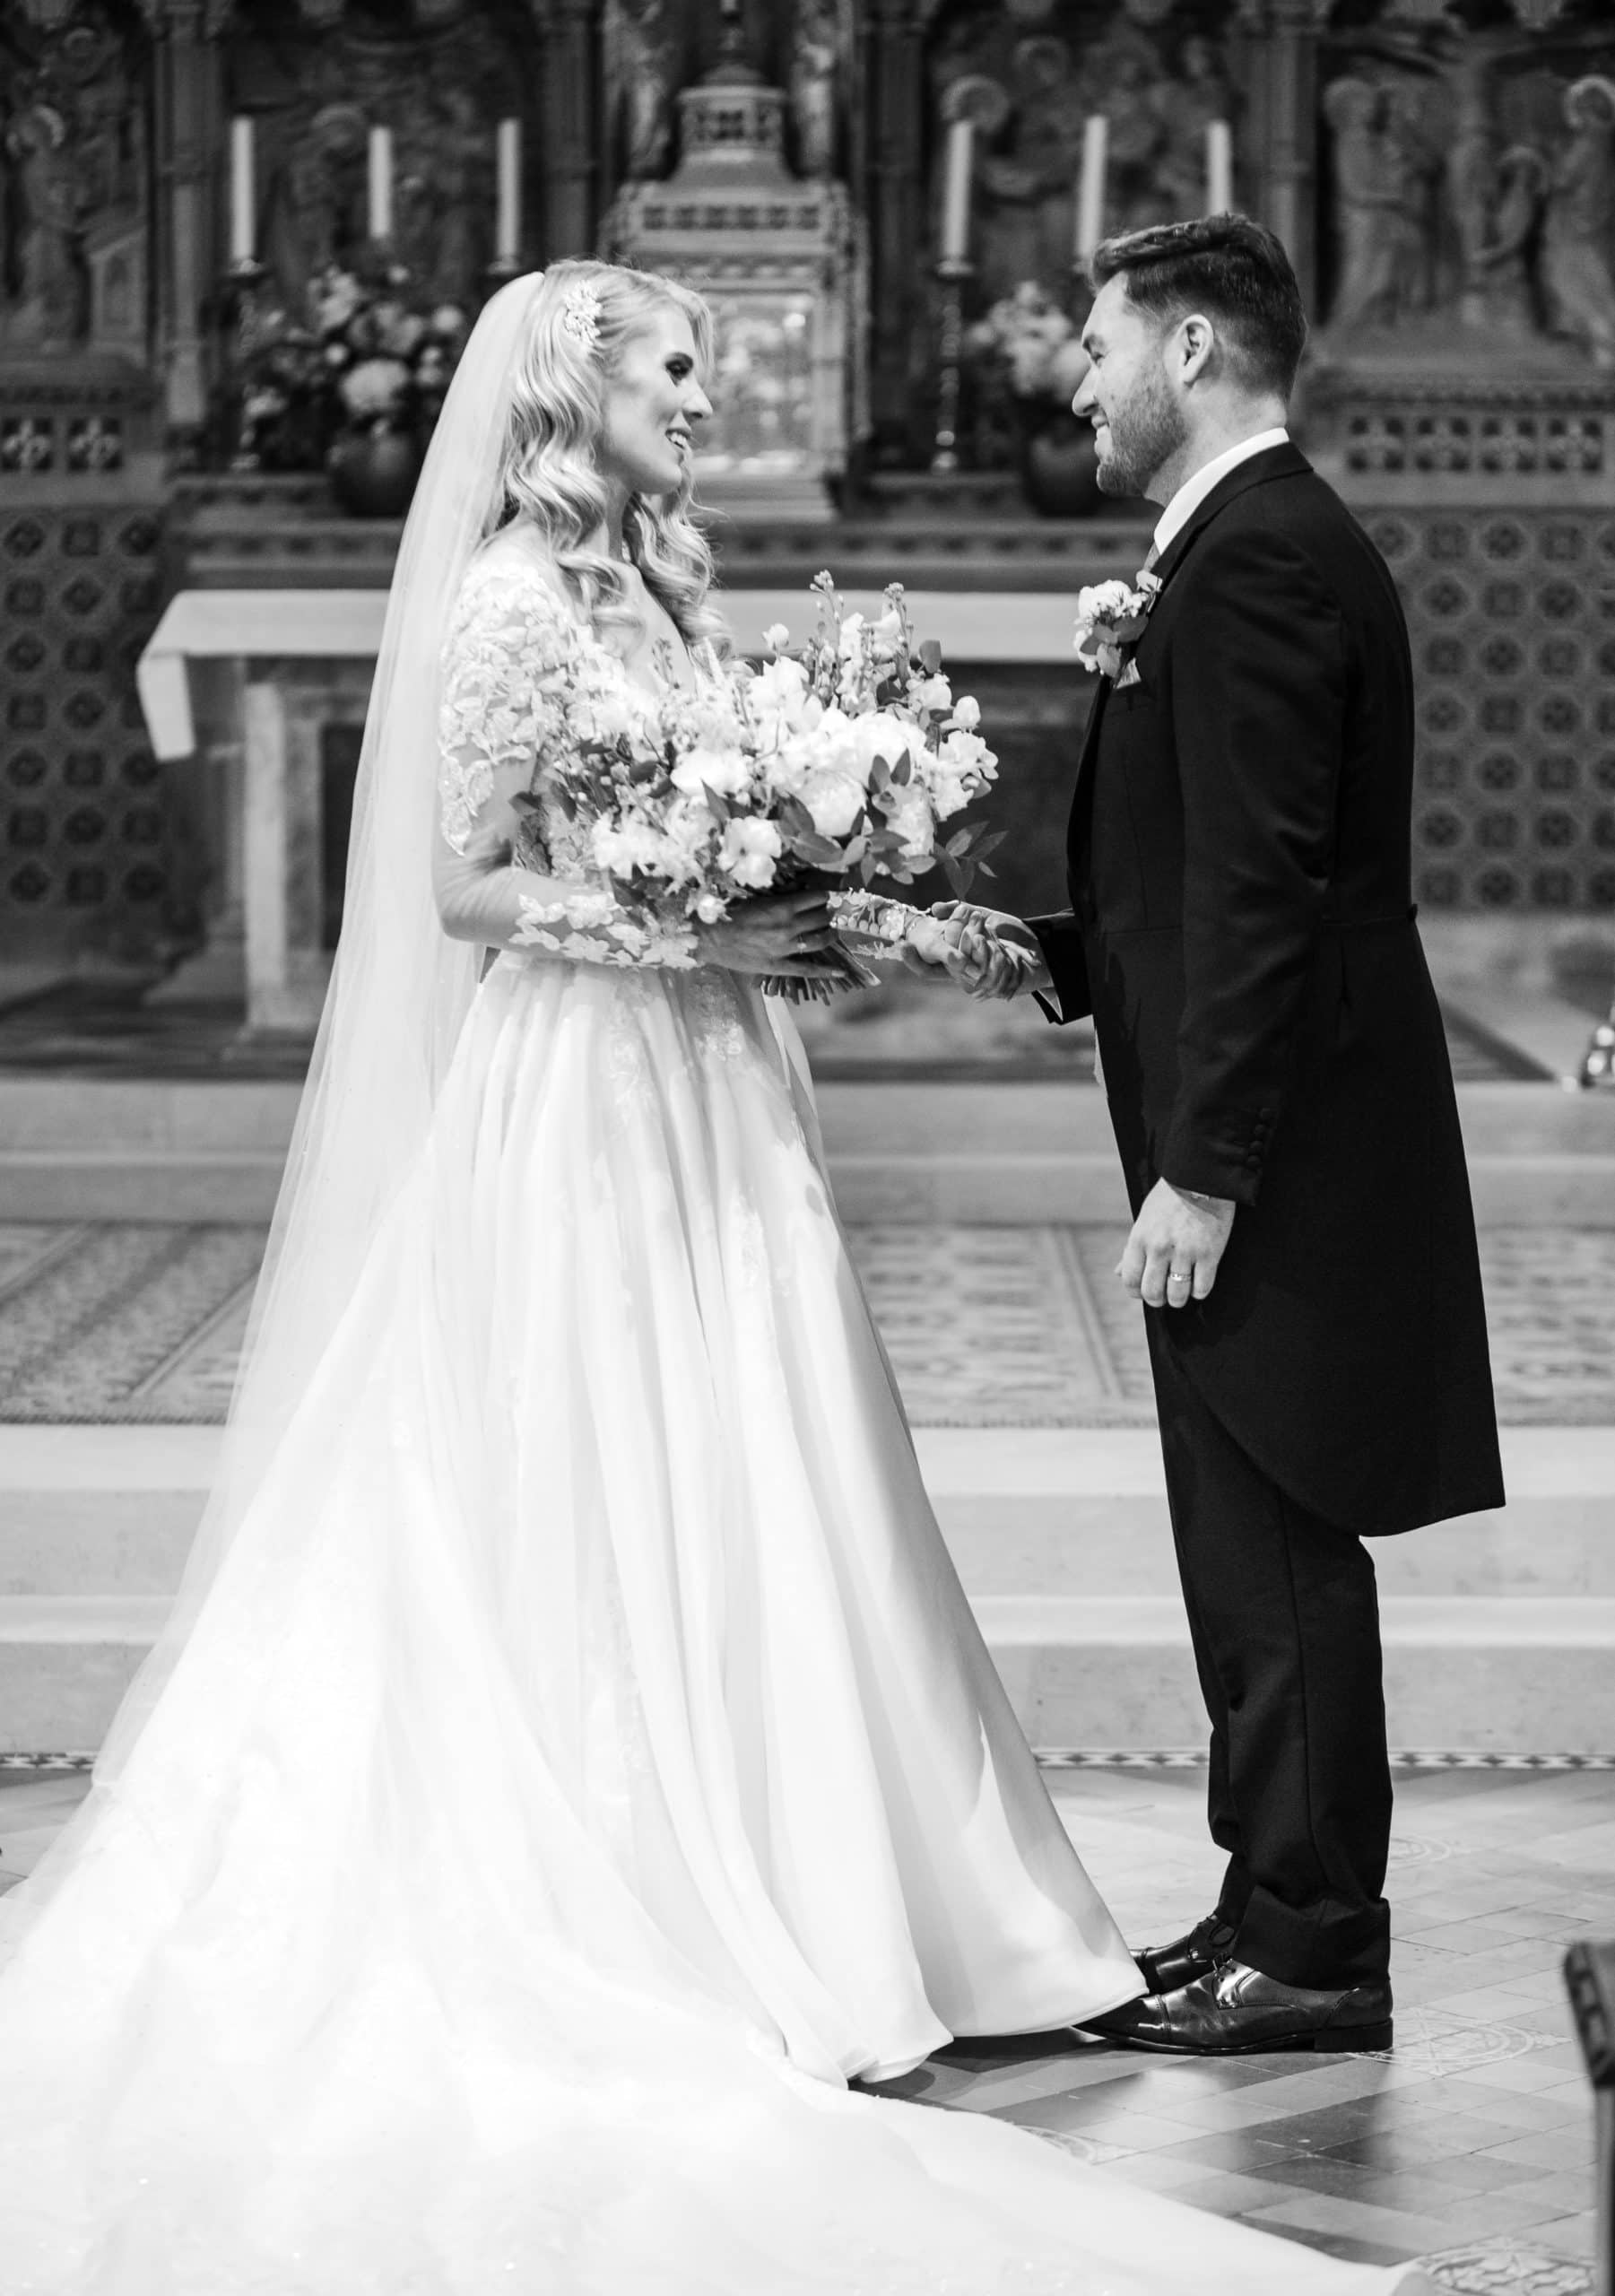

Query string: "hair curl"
[486, 258, 730, 659]
[1090, 214, 1307, 401]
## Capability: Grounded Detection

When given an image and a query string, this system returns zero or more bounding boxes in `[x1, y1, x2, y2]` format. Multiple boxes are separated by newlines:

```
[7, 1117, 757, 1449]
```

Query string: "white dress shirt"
[1151, 427, 1290, 561]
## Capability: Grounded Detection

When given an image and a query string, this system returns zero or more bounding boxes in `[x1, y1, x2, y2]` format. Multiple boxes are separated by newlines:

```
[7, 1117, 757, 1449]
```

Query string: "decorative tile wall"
[1368, 509, 1615, 913]
[1, 501, 175, 959]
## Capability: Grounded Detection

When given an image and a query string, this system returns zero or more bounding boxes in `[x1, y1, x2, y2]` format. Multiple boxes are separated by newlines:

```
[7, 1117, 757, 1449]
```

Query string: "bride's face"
[598, 308, 713, 500]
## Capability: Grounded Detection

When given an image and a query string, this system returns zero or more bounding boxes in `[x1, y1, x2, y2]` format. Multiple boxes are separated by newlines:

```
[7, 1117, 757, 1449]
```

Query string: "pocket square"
[1113, 659, 1142, 691]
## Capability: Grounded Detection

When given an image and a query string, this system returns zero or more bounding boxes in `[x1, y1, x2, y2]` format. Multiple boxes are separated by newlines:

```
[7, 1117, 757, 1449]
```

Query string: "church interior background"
[2, 3, 1615, 2287]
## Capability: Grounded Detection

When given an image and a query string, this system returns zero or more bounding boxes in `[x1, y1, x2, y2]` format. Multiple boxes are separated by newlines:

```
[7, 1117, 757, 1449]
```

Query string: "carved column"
[146, 0, 228, 456]
[1246, 0, 1326, 320]
[864, 0, 925, 459]
[541, 0, 598, 257]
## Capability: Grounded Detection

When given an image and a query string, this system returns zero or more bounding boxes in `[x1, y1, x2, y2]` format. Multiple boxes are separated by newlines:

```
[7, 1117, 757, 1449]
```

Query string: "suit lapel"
[1146, 439, 1312, 602]
[1066, 442, 1312, 850]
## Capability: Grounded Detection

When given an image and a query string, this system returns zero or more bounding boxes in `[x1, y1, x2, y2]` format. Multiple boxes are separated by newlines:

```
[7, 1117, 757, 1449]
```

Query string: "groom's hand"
[1118, 1178, 1237, 1309]
[930, 903, 1052, 1001]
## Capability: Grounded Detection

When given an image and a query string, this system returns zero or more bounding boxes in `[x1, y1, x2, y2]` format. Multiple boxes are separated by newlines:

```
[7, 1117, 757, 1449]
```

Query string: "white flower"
[849, 711, 922, 778]
[937, 725, 993, 780]
[591, 817, 673, 880]
[671, 744, 751, 800]
[799, 766, 868, 839]
[694, 891, 727, 924]
[911, 673, 953, 717]
[719, 814, 783, 890]
[873, 605, 905, 643]
[1075, 580, 1134, 627]
[837, 612, 866, 659]
[762, 622, 790, 652]
[883, 783, 935, 862]
[951, 693, 981, 732]
[659, 796, 715, 882]
[927, 770, 970, 822]
[574, 686, 638, 744]
[746, 653, 811, 730]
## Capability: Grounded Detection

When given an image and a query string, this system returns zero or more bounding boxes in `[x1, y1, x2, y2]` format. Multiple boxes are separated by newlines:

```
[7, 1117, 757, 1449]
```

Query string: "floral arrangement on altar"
[233, 258, 469, 478]
[512, 574, 1003, 1000]
[964, 283, 1090, 407]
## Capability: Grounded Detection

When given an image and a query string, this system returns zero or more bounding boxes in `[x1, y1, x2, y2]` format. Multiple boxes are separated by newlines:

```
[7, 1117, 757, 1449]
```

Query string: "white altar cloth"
[136, 587, 1081, 761]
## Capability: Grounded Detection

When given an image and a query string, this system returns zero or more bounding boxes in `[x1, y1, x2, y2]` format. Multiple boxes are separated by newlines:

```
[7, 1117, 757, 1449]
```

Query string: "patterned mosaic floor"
[0, 1760, 1602, 2289]
[4, 1219, 1614, 1428]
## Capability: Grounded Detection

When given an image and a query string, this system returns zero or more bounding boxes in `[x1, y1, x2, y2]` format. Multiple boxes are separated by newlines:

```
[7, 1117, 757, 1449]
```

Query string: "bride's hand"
[692, 891, 843, 978]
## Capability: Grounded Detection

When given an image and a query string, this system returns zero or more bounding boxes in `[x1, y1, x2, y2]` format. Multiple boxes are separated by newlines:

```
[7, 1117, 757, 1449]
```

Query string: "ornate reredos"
[1313, 0, 1615, 378]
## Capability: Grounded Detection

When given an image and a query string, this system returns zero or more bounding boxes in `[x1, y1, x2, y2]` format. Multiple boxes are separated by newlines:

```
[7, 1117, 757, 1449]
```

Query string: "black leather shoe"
[1081, 1960, 1393, 2056]
[1133, 1911, 1238, 1995]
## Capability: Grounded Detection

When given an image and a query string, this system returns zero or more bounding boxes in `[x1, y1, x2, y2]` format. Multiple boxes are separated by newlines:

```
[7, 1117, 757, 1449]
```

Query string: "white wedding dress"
[0, 553, 1417, 2295]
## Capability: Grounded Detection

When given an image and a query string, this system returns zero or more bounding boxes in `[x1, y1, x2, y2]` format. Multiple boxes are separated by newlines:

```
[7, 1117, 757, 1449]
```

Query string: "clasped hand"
[899, 902, 1050, 1001]
[693, 891, 842, 980]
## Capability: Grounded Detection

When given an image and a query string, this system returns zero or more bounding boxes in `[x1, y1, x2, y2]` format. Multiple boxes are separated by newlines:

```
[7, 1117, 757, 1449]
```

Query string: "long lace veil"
[87, 272, 547, 1779]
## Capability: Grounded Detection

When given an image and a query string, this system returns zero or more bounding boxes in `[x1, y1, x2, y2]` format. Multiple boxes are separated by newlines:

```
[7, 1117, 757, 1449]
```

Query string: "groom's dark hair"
[1090, 214, 1307, 401]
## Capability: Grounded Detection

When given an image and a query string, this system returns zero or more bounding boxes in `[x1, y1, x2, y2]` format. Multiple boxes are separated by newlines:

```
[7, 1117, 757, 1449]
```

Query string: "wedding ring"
[1167, 1268, 1192, 1286]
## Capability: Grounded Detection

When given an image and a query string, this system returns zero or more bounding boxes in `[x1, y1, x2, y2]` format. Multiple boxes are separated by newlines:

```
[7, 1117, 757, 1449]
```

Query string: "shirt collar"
[1150, 429, 1290, 561]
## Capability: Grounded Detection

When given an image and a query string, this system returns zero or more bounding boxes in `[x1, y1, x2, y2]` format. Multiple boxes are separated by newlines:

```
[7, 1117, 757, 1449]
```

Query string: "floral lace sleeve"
[437, 555, 579, 856]
[432, 552, 696, 970]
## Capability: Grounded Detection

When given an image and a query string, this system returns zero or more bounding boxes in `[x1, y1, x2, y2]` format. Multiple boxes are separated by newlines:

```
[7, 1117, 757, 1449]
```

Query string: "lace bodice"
[437, 551, 589, 865]
[435, 547, 713, 969]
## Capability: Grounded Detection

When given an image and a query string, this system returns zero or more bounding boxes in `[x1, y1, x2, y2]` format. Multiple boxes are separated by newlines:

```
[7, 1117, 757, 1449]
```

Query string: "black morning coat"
[1030, 441, 1506, 1538]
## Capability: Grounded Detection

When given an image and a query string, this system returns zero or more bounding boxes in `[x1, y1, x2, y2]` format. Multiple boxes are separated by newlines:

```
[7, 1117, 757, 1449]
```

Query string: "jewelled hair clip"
[560, 281, 603, 352]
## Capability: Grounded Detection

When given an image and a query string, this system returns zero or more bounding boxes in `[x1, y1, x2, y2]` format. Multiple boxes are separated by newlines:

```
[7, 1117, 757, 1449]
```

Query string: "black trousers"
[1145, 1315, 1394, 1988]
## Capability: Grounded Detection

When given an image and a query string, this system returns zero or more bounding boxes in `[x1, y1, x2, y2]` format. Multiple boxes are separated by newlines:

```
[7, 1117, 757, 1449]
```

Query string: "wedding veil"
[92, 271, 548, 1775]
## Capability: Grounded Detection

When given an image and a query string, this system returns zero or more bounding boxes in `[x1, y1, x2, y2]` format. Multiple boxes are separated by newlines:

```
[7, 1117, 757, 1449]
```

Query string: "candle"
[1207, 118, 1233, 215]
[1075, 114, 1107, 261]
[368, 125, 393, 245]
[496, 117, 521, 265]
[938, 118, 974, 265]
[229, 115, 255, 267]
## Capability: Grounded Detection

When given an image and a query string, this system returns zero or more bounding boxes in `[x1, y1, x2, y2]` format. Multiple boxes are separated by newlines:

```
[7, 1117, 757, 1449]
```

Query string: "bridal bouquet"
[517, 573, 1003, 998]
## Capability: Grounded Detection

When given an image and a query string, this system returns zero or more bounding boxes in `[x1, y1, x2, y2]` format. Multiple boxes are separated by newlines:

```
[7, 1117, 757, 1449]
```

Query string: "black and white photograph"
[0, 0, 1612, 2288]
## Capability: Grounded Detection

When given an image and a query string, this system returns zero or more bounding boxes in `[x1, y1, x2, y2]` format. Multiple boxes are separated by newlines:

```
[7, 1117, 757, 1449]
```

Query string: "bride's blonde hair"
[489, 258, 729, 657]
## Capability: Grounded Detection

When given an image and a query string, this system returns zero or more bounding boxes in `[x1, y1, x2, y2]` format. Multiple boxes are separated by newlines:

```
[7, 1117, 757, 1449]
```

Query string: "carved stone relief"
[925, 0, 1242, 311]
[1318, 7, 1615, 375]
[0, 1, 151, 363]
[229, 3, 523, 317]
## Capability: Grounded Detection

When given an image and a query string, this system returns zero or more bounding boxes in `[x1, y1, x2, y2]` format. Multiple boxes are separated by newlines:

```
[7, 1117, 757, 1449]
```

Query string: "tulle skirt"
[0, 957, 1412, 2292]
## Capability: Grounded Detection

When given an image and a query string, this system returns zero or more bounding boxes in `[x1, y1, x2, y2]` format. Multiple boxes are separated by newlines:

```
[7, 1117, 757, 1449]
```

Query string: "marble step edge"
[0, 1078, 1611, 1156]
[2, 1424, 1608, 1493]
[3, 1593, 1611, 1648]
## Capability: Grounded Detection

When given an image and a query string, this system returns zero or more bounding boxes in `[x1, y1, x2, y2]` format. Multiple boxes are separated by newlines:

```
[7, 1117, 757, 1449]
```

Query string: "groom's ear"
[1172, 314, 1216, 389]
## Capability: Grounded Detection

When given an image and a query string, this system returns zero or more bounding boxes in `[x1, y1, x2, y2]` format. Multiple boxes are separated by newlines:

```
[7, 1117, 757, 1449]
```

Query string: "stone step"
[1, 1078, 1611, 1222]
[0, 1591, 1608, 1759]
[0, 1428, 1610, 1755]
[1, 1430, 1607, 1600]
[981, 1595, 1615, 1757]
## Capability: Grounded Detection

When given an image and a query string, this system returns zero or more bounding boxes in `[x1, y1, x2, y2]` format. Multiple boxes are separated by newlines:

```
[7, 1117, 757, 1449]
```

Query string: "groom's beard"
[1095, 365, 1186, 500]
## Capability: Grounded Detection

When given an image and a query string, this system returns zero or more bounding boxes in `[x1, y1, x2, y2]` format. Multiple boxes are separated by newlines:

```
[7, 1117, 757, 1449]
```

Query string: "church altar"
[3, 0, 1614, 996]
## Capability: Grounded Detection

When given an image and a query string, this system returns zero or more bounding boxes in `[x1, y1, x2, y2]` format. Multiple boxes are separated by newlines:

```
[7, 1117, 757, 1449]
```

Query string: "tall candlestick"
[229, 116, 255, 268]
[368, 125, 393, 245]
[1207, 118, 1233, 215]
[496, 118, 521, 266]
[938, 118, 974, 265]
[1075, 115, 1107, 263]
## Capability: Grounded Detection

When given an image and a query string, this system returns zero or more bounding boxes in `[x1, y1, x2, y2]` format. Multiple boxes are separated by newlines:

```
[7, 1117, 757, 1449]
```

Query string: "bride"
[0, 263, 1421, 2293]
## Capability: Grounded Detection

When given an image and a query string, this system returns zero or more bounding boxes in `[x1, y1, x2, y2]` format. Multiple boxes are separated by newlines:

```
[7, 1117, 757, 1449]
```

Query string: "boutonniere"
[1072, 569, 1161, 682]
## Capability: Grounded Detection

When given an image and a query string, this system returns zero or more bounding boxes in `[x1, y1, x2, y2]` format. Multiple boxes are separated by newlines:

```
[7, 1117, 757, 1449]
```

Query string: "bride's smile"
[598, 305, 712, 512]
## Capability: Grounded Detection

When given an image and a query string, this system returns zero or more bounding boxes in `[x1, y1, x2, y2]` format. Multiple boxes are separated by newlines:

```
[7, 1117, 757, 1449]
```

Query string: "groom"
[919, 215, 1504, 2054]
